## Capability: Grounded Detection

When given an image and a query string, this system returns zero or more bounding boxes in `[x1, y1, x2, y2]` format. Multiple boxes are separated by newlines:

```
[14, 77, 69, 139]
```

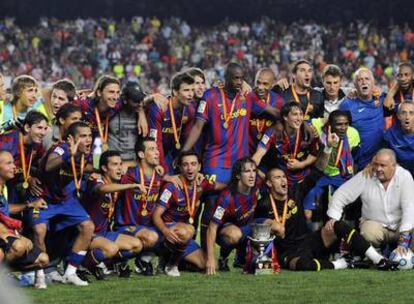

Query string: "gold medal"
[22, 181, 29, 189]
[223, 122, 228, 129]
[141, 209, 148, 216]
[257, 133, 262, 140]
[175, 143, 181, 150]
[102, 143, 109, 151]
[189, 217, 194, 224]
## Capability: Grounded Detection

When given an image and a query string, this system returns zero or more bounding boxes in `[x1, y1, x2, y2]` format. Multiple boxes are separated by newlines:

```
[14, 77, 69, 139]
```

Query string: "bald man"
[327, 149, 414, 252]
[248, 68, 284, 154]
[339, 68, 385, 169]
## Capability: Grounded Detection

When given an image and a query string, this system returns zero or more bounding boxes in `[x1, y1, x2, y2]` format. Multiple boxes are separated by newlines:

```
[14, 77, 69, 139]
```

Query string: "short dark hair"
[322, 64, 343, 79]
[52, 79, 76, 101]
[23, 110, 48, 130]
[266, 167, 285, 180]
[99, 150, 122, 173]
[228, 157, 256, 194]
[225, 62, 243, 80]
[177, 150, 201, 167]
[64, 121, 90, 140]
[292, 59, 312, 74]
[185, 68, 206, 82]
[328, 110, 352, 126]
[398, 62, 414, 73]
[55, 103, 82, 126]
[280, 102, 303, 120]
[135, 136, 156, 159]
[171, 72, 195, 92]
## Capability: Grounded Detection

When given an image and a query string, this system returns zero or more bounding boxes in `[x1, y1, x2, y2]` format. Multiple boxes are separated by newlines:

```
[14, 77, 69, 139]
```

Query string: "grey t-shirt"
[108, 108, 138, 161]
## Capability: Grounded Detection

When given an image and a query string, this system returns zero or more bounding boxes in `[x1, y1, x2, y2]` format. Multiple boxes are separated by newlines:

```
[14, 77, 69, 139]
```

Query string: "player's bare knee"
[35, 252, 49, 267]
[78, 220, 95, 237]
[104, 243, 119, 258]
[227, 228, 242, 245]
[138, 230, 158, 248]
[11, 239, 27, 257]
[131, 238, 143, 253]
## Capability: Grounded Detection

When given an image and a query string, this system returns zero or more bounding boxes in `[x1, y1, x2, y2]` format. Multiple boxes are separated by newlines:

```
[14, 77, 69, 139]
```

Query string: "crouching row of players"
[0, 125, 399, 289]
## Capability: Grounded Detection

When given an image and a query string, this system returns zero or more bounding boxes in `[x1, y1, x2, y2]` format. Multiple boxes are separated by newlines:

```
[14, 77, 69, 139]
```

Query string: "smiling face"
[294, 63, 313, 89]
[284, 106, 304, 130]
[174, 82, 195, 106]
[25, 119, 49, 144]
[397, 102, 414, 134]
[138, 140, 160, 167]
[98, 83, 120, 108]
[331, 115, 350, 139]
[179, 155, 201, 182]
[373, 152, 396, 183]
[255, 70, 275, 100]
[193, 75, 206, 99]
[19, 85, 38, 107]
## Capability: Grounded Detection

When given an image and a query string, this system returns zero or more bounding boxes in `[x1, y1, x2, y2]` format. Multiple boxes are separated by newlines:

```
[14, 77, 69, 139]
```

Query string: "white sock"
[332, 258, 348, 270]
[35, 269, 45, 278]
[64, 264, 77, 276]
[141, 254, 154, 263]
[365, 246, 383, 264]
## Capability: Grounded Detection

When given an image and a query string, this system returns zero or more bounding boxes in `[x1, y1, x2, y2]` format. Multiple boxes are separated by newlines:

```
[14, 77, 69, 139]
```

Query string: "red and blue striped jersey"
[148, 102, 196, 173]
[157, 179, 214, 224]
[210, 188, 258, 227]
[115, 166, 163, 227]
[39, 142, 92, 203]
[258, 125, 319, 185]
[73, 96, 123, 138]
[82, 177, 118, 234]
[0, 191, 9, 217]
[0, 130, 45, 198]
[248, 91, 284, 154]
[196, 87, 267, 169]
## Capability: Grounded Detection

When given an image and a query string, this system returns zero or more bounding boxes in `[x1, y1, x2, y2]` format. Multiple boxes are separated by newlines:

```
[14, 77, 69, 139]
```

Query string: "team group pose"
[1, 56, 414, 289]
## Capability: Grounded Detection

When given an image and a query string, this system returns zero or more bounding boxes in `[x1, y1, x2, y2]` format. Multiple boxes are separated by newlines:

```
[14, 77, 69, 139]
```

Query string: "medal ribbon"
[182, 178, 197, 221]
[219, 88, 238, 128]
[256, 93, 270, 134]
[283, 128, 301, 159]
[94, 108, 109, 145]
[71, 154, 85, 196]
[334, 139, 344, 167]
[291, 85, 312, 117]
[269, 194, 288, 225]
[18, 134, 34, 187]
[103, 177, 119, 220]
[139, 167, 155, 212]
[168, 98, 186, 148]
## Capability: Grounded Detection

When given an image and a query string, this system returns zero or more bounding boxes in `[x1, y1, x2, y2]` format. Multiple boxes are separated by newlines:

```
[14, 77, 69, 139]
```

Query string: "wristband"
[323, 146, 332, 154]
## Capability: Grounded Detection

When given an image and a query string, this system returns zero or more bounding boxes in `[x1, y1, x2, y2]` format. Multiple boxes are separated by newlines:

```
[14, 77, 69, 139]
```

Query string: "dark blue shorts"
[217, 222, 252, 246]
[29, 196, 90, 231]
[165, 222, 201, 257]
[116, 224, 159, 237]
[203, 167, 231, 184]
[94, 231, 120, 242]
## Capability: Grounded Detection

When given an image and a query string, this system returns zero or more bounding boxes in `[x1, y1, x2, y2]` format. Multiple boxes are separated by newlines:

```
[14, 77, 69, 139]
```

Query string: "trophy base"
[255, 267, 275, 275]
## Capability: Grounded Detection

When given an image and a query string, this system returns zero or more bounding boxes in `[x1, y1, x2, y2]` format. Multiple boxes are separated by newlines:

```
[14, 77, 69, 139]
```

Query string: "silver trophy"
[247, 223, 275, 275]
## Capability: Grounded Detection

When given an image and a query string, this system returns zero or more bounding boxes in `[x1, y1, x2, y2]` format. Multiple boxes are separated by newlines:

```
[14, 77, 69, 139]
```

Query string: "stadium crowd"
[0, 16, 414, 290]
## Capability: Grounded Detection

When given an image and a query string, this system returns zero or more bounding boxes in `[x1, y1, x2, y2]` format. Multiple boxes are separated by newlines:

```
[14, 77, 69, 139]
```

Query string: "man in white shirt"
[327, 149, 414, 252]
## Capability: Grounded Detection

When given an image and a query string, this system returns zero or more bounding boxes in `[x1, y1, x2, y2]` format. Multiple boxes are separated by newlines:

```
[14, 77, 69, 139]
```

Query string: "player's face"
[255, 71, 275, 99]
[238, 162, 257, 188]
[228, 68, 244, 92]
[20, 86, 38, 107]
[294, 63, 313, 89]
[373, 154, 396, 182]
[193, 76, 206, 99]
[26, 120, 49, 144]
[323, 75, 341, 99]
[355, 70, 374, 98]
[284, 107, 303, 130]
[266, 169, 288, 196]
[74, 127, 93, 154]
[0, 152, 16, 181]
[51, 89, 69, 115]
[99, 83, 120, 108]
[397, 66, 414, 90]
[180, 155, 201, 182]
[143, 141, 160, 166]
[331, 115, 349, 139]
[104, 156, 123, 181]
[397, 102, 414, 133]
[60, 111, 82, 132]
[175, 82, 195, 106]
